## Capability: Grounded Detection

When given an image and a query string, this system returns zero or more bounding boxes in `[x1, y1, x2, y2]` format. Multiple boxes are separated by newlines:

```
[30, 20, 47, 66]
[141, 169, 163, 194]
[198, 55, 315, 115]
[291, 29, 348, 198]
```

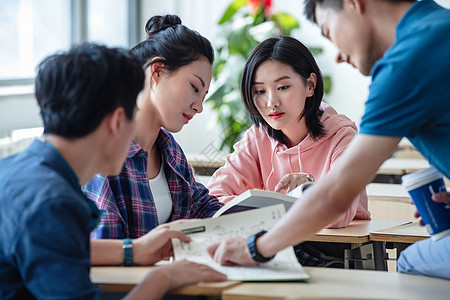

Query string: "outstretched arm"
[208, 134, 400, 265]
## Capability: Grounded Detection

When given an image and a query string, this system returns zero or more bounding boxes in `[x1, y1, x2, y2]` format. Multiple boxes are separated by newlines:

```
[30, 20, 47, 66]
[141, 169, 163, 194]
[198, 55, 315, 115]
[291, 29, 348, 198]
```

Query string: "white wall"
[0, 91, 41, 137]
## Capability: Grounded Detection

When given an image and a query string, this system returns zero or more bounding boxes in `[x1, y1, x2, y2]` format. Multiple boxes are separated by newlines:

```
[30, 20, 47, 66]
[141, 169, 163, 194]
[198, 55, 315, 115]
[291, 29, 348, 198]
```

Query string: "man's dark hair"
[304, 0, 343, 24]
[241, 36, 325, 144]
[35, 43, 145, 138]
[131, 14, 214, 73]
[304, 0, 416, 24]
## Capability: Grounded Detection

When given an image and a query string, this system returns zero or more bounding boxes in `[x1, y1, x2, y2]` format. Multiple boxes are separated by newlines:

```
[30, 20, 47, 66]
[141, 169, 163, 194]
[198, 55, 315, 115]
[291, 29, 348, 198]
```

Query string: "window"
[87, 0, 129, 47]
[0, 0, 71, 80]
[0, 0, 133, 82]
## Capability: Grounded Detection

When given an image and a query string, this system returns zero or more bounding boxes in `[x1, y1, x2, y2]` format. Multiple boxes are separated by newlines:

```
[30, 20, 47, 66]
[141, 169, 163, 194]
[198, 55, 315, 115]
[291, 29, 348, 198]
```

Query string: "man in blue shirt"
[207, 0, 450, 280]
[0, 44, 225, 299]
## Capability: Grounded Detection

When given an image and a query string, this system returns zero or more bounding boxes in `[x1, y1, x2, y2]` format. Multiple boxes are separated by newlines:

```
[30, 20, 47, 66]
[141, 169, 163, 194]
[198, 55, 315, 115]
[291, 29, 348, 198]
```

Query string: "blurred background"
[0, 0, 448, 159]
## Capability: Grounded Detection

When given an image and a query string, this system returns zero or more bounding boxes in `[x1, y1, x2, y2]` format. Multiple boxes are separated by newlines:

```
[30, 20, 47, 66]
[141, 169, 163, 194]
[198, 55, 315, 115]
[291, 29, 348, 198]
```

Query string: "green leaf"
[323, 75, 332, 94]
[252, 5, 266, 25]
[272, 12, 299, 35]
[219, 0, 247, 25]
[309, 47, 323, 56]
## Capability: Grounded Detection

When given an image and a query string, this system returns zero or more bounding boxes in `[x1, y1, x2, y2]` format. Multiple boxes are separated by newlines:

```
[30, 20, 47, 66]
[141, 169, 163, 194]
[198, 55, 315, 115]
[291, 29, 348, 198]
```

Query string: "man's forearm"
[256, 135, 400, 258]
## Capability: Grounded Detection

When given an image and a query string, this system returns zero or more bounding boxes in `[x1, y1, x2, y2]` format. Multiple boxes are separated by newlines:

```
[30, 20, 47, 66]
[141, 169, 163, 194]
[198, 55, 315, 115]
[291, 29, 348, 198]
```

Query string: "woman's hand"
[133, 220, 197, 265]
[274, 172, 314, 194]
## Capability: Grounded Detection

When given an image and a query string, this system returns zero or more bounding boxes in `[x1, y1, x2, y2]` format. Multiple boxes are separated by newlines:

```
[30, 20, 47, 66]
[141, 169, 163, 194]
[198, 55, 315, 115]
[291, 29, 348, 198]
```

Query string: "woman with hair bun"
[83, 15, 222, 241]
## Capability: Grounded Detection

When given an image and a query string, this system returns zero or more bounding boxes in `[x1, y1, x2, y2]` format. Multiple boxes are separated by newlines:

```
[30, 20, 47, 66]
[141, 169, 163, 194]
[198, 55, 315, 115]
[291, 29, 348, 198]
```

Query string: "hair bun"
[145, 15, 182, 38]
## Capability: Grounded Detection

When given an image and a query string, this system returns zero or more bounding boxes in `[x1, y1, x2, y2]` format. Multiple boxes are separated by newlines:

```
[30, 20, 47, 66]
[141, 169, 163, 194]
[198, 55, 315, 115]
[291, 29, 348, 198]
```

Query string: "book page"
[171, 204, 310, 281]
[286, 182, 315, 198]
[212, 189, 297, 218]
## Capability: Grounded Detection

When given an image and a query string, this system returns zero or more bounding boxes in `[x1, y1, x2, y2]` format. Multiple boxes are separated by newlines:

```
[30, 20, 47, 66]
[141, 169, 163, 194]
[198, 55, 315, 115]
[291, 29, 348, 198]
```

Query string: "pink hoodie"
[207, 105, 370, 228]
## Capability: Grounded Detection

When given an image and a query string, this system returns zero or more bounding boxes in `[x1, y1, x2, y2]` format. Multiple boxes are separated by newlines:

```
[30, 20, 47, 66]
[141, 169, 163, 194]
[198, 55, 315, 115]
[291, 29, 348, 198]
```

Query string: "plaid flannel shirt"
[82, 129, 223, 239]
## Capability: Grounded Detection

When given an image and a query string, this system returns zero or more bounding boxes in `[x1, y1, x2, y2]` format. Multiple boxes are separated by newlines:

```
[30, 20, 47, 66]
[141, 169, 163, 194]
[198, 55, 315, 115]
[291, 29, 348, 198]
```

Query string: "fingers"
[166, 229, 191, 243]
[274, 175, 289, 193]
[192, 263, 227, 282]
[153, 227, 192, 243]
[208, 238, 258, 266]
[206, 243, 219, 258]
[207, 243, 240, 265]
[167, 219, 200, 226]
[432, 191, 450, 203]
[275, 173, 313, 193]
[274, 182, 287, 193]
[167, 260, 227, 289]
[136, 228, 191, 254]
[286, 181, 300, 194]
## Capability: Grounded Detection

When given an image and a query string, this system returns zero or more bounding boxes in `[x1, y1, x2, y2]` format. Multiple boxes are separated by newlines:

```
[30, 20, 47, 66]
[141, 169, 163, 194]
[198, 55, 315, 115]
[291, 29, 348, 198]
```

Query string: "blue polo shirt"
[359, 0, 450, 179]
[0, 139, 101, 299]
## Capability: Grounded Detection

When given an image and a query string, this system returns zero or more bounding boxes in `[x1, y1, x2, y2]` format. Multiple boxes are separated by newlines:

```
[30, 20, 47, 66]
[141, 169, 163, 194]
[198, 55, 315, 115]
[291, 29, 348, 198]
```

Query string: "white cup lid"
[401, 166, 443, 190]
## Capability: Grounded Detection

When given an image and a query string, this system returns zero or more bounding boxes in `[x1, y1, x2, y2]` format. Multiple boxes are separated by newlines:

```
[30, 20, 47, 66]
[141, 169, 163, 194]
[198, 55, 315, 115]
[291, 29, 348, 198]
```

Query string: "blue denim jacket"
[0, 139, 101, 299]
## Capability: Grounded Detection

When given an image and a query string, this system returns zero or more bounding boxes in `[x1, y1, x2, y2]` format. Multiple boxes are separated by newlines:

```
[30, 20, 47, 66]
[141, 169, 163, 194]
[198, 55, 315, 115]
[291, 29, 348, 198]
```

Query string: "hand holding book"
[274, 172, 315, 194]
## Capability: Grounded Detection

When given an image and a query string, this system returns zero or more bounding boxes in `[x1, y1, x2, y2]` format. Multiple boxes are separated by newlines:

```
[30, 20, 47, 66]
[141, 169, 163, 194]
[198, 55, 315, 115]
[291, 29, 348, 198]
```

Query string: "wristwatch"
[247, 230, 275, 263]
[122, 238, 133, 266]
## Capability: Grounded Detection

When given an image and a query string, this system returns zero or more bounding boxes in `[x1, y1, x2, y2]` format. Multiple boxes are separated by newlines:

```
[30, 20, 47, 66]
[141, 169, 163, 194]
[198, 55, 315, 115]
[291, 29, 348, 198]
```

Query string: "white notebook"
[170, 204, 310, 281]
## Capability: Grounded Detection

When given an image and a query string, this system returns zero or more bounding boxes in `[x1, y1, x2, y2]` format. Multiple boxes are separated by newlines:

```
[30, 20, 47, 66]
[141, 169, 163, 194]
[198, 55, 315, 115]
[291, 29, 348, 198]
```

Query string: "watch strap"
[122, 238, 133, 266]
[247, 230, 275, 263]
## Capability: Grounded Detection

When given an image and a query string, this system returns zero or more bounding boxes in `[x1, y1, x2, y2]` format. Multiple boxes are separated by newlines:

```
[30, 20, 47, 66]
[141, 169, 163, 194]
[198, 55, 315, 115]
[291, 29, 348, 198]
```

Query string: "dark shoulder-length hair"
[241, 36, 325, 144]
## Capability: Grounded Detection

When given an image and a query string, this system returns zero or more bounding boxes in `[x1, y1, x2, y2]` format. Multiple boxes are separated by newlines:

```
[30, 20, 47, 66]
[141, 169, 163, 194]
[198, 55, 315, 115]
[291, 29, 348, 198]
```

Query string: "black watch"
[247, 230, 275, 263]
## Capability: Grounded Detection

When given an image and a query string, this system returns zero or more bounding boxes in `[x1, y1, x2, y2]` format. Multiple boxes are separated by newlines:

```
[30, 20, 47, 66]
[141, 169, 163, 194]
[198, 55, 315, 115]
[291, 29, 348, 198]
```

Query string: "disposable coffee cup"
[402, 166, 450, 241]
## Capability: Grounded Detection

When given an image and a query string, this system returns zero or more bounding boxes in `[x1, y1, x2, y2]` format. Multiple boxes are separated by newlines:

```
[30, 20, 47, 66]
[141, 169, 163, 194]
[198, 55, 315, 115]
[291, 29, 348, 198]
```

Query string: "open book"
[170, 204, 310, 281]
[212, 182, 314, 218]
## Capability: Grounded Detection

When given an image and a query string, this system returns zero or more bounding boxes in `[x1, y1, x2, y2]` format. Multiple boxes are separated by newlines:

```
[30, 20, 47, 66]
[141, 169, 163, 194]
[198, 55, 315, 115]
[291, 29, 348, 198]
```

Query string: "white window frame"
[0, 0, 140, 93]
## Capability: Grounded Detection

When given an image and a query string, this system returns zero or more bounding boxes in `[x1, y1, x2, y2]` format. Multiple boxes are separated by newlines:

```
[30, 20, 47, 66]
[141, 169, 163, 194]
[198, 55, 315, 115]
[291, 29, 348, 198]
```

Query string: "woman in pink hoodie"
[207, 36, 370, 230]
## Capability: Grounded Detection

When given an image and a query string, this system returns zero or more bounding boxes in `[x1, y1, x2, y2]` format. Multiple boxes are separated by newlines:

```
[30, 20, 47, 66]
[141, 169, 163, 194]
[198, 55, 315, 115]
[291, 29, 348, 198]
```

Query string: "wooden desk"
[222, 267, 450, 300]
[367, 183, 410, 203]
[90, 266, 239, 296]
[366, 183, 417, 221]
[307, 220, 410, 271]
[369, 222, 430, 262]
[397, 137, 414, 150]
[377, 158, 429, 176]
[370, 222, 430, 244]
[309, 220, 410, 243]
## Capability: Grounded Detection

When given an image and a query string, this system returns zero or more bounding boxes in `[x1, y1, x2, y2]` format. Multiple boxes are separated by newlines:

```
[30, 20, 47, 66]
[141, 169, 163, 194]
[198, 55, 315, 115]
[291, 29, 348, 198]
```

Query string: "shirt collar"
[127, 140, 145, 158]
[29, 139, 80, 188]
[127, 128, 172, 159]
[28, 139, 101, 231]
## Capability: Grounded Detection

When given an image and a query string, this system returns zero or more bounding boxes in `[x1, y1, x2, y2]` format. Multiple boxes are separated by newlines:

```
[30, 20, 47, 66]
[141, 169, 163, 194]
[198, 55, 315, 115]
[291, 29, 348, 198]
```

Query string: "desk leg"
[393, 242, 410, 257]
[345, 243, 371, 269]
[345, 242, 388, 271]
[372, 241, 388, 271]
